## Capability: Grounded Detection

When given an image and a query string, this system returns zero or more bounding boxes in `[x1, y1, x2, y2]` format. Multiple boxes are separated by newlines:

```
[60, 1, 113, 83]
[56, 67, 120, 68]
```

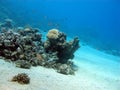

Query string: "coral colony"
[0, 19, 80, 76]
[11, 73, 30, 84]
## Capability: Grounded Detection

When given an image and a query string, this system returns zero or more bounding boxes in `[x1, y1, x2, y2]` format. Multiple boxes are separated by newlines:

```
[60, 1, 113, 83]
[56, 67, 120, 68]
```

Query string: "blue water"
[0, 0, 120, 56]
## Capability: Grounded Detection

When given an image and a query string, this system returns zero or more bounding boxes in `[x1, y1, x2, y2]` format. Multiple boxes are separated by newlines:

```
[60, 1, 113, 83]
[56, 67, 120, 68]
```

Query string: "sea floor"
[0, 45, 120, 90]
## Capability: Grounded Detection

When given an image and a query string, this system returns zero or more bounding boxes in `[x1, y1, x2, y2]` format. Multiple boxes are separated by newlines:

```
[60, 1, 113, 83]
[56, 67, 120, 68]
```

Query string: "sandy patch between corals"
[0, 46, 120, 90]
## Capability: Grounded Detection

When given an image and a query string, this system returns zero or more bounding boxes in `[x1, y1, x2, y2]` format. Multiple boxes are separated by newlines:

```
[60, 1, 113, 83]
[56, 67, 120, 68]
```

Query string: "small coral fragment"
[11, 73, 30, 84]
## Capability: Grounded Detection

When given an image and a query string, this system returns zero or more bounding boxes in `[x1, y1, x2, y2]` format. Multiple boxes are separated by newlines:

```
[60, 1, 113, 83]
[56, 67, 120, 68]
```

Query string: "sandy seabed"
[0, 45, 120, 90]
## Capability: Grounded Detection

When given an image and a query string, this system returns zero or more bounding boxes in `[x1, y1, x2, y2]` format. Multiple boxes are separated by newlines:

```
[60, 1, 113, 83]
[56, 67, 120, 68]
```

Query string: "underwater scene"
[0, 0, 120, 90]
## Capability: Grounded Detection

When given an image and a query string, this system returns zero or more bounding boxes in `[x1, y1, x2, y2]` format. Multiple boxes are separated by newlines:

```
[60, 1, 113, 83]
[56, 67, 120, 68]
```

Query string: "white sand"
[0, 45, 120, 90]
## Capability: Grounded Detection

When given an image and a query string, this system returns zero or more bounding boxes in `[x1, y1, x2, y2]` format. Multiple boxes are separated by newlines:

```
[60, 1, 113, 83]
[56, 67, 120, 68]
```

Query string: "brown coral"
[11, 73, 30, 84]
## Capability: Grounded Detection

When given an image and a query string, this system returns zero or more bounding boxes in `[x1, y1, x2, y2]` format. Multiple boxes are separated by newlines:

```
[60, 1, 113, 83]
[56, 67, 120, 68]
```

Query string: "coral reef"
[0, 25, 43, 63]
[44, 29, 80, 63]
[0, 20, 80, 75]
[15, 60, 31, 69]
[0, 19, 13, 31]
[11, 73, 30, 84]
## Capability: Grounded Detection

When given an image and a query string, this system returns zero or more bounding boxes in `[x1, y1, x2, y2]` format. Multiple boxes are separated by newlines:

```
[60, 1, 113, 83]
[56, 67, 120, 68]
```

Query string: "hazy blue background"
[0, 0, 120, 56]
